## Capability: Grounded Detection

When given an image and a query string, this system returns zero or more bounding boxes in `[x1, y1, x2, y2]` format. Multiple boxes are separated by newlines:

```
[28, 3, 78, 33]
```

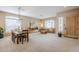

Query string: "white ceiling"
[0, 6, 79, 19]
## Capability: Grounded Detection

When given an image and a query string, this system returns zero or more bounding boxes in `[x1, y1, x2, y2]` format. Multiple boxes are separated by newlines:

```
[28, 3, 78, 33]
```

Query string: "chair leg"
[25, 38, 26, 41]
[27, 38, 29, 42]
[17, 38, 19, 44]
[12, 36, 15, 43]
[22, 38, 23, 44]
[13, 39, 15, 43]
[13, 38, 15, 43]
[27, 36, 29, 42]
[20, 37, 21, 42]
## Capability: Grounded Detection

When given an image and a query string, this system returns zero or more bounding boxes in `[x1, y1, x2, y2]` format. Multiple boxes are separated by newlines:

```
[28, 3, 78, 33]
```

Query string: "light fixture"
[17, 7, 24, 20]
[17, 7, 22, 31]
[64, 6, 68, 8]
[40, 14, 43, 19]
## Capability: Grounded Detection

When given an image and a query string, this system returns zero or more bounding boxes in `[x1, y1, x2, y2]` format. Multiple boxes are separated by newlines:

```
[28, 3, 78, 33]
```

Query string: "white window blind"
[45, 20, 55, 29]
[5, 16, 21, 32]
[58, 17, 64, 32]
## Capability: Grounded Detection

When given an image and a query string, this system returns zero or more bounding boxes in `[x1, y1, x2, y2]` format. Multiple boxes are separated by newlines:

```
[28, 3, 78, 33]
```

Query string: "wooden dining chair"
[11, 30, 29, 44]
[21, 30, 29, 44]
[11, 32, 21, 44]
[11, 32, 16, 43]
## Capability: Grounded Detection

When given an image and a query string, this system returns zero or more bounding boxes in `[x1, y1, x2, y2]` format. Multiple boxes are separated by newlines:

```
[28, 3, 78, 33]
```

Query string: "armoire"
[58, 8, 79, 39]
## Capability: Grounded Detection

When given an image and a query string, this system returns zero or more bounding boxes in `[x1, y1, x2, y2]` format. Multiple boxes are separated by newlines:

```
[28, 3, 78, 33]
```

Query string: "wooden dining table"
[13, 30, 29, 44]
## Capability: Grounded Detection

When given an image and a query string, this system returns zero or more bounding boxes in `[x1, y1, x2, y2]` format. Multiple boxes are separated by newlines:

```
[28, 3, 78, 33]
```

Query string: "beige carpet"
[0, 32, 79, 52]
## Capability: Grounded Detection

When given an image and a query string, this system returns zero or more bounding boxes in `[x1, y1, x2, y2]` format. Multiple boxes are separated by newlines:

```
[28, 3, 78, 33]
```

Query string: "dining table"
[13, 30, 29, 44]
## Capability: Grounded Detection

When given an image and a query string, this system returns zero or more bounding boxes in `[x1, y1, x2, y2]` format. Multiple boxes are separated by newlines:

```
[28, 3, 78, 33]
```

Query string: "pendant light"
[18, 7, 21, 20]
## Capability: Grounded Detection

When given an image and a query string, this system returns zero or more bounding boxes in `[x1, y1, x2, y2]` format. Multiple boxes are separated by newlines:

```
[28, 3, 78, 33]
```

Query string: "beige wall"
[0, 11, 39, 33]
[21, 16, 39, 30]
[0, 12, 5, 29]
[56, 8, 79, 34]
[1, 8, 78, 35]
[44, 17, 56, 29]
[38, 17, 57, 30]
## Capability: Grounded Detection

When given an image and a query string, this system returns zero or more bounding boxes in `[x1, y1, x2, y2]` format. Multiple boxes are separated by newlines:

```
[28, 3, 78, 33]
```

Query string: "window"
[45, 20, 55, 29]
[58, 17, 64, 32]
[5, 16, 21, 33]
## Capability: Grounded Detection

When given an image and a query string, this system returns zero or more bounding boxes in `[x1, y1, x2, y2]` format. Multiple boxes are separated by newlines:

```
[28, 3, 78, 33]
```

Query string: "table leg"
[17, 38, 19, 44]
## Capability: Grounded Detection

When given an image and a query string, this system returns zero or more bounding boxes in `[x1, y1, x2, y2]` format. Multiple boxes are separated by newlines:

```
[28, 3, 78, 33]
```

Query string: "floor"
[0, 32, 79, 52]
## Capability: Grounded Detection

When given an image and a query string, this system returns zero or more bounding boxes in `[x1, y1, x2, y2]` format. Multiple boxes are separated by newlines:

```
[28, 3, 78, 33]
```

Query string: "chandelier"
[18, 7, 23, 20]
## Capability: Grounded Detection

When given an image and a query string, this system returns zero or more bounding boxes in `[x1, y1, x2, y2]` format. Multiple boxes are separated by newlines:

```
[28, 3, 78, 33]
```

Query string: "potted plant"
[58, 32, 62, 37]
[0, 27, 4, 39]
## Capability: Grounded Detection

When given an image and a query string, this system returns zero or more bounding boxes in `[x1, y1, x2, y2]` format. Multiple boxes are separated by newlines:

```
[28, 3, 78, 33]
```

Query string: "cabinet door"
[64, 15, 77, 38]
[76, 15, 79, 38]
[64, 16, 70, 37]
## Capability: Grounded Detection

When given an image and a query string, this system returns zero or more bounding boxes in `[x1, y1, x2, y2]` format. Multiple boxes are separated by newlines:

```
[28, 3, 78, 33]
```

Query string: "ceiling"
[0, 6, 79, 19]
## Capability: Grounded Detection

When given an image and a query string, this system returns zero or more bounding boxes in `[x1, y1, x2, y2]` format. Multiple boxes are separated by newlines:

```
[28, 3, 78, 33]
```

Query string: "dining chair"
[22, 30, 29, 43]
[11, 31, 21, 44]
[11, 32, 16, 43]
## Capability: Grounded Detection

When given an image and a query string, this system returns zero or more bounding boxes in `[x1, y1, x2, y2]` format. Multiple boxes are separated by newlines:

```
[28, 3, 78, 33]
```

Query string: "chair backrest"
[12, 32, 15, 36]
[22, 30, 28, 34]
[22, 30, 29, 38]
[11, 31, 17, 43]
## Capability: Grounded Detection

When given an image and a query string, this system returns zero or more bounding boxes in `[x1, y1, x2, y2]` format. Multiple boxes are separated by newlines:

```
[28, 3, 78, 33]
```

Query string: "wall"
[21, 16, 39, 30]
[0, 11, 5, 29]
[0, 11, 39, 33]
[56, 8, 79, 38]
[38, 19, 45, 29]
[38, 17, 57, 30]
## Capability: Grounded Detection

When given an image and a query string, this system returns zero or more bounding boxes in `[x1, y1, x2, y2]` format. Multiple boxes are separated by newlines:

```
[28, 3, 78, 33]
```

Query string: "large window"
[45, 20, 55, 29]
[5, 16, 21, 33]
[58, 17, 64, 32]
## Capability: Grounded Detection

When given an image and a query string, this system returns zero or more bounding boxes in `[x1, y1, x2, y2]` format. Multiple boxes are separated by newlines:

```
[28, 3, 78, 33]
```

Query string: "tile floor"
[0, 32, 79, 52]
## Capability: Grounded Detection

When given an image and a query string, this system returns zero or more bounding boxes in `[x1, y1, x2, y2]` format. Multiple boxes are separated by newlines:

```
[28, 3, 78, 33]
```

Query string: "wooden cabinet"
[57, 9, 79, 39]
[64, 14, 79, 39]
[76, 15, 79, 38]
